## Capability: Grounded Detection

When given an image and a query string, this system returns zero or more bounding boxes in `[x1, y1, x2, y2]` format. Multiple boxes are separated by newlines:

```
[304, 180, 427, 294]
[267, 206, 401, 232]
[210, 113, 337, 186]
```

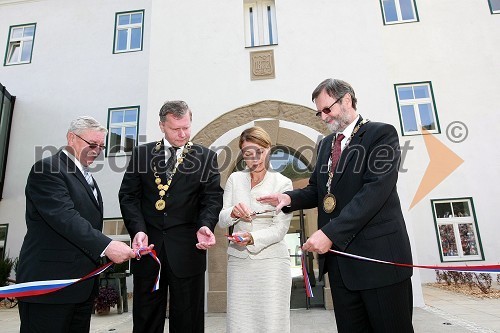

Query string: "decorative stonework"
[250, 50, 275, 80]
[192, 100, 329, 147]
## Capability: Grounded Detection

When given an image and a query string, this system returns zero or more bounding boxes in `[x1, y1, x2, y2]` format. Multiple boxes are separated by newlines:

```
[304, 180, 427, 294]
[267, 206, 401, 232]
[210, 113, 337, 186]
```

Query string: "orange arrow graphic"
[409, 129, 464, 209]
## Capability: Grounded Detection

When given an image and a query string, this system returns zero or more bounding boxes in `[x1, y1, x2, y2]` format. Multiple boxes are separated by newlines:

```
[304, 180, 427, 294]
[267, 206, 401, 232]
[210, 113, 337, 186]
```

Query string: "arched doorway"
[191, 101, 331, 312]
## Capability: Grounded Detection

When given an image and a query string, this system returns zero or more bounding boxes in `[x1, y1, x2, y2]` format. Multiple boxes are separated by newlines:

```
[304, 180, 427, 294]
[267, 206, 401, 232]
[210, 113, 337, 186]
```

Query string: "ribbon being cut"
[0, 248, 160, 299]
[299, 249, 500, 298]
[3, 247, 499, 299]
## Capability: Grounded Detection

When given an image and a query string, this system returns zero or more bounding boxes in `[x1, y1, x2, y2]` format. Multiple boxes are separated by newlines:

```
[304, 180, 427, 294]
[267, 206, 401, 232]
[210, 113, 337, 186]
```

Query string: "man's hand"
[256, 193, 291, 212]
[302, 230, 333, 254]
[196, 226, 216, 250]
[104, 240, 136, 263]
[132, 232, 151, 250]
[132, 232, 154, 258]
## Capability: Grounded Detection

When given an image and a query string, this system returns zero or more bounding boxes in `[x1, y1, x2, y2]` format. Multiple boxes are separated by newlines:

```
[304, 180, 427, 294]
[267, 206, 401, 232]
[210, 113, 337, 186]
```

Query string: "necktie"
[166, 146, 179, 171]
[83, 167, 98, 201]
[331, 133, 345, 170]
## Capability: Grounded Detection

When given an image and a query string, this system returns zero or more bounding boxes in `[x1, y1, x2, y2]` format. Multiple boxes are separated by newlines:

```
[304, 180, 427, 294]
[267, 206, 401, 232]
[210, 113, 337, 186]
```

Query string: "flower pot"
[96, 306, 110, 315]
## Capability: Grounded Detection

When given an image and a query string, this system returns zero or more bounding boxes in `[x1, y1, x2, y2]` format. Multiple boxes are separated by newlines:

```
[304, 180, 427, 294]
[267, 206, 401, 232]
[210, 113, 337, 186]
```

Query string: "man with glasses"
[17, 116, 136, 333]
[259, 79, 414, 332]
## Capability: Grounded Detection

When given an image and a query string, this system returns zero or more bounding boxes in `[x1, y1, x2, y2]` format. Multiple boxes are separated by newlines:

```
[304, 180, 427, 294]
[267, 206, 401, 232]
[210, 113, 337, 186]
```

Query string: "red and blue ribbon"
[147, 249, 161, 292]
[301, 253, 314, 298]
[328, 249, 500, 274]
[0, 262, 113, 299]
[299, 248, 500, 298]
[0, 249, 162, 299]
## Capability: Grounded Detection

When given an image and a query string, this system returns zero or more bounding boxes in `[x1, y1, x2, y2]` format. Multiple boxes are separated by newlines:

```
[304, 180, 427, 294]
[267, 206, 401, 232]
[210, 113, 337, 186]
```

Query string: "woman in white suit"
[218, 127, 293, 333]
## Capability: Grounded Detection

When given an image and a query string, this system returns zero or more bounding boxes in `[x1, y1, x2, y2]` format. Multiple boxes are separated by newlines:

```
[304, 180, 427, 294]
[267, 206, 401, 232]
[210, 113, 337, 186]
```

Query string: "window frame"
[488, 0, 500, 14]
[102, 218, 131, 272]
[106, 106, 140, 157]
[431, 197, 484, 263]
[3, 23, 36, 66]
[379, 0, 419, 25]
[394, 81, 441, 136]
[0, 83, 15, 199]
[244, 0, 278, 48]
[113, 10, 145, 54]
[0, 223, 8, 259]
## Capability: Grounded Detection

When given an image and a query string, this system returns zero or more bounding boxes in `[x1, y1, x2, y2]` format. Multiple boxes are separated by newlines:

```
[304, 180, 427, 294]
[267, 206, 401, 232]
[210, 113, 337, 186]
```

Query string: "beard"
[325, 106, 352, 133]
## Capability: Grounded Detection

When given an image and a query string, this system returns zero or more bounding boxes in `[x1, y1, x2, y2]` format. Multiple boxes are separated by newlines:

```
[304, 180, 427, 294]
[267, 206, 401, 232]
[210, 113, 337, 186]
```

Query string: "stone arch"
[192, 100, 329, 147]
[202, 101, 330, 313]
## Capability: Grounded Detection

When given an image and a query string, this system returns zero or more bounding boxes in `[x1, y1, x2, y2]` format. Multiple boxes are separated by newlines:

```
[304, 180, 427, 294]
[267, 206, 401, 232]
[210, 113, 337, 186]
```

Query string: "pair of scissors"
[234, 209, 275, 223]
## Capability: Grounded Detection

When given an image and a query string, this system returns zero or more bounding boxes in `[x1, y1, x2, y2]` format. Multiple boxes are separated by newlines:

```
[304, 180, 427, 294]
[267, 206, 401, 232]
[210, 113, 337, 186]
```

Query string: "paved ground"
[1, 285, 498, 332]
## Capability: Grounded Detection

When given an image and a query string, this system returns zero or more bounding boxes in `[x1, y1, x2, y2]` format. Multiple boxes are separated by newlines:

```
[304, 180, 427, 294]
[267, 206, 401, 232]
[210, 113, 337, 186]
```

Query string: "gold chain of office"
[153, 140, 193, 210]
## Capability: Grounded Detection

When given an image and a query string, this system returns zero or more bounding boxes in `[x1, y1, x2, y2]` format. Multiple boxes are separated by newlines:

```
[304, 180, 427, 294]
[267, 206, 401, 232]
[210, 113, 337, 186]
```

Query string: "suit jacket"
[218, 170, 293, 259]
[118, 141, 223, 278]
[283, 117, 413, 290]
[17, 150, 111, 303]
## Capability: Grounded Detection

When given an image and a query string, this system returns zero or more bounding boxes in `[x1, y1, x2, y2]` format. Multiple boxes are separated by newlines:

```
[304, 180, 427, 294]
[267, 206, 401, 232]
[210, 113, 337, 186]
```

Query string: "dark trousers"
[132, 248, 205, 333]
[327, 255, 414, 333]
[18, 296, 93, 333]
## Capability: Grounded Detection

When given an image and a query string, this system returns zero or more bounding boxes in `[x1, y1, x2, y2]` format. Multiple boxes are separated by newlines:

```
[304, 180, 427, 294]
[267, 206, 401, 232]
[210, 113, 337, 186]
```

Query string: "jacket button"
[164, 213, 168, 216]
[162, 231, 167, 235]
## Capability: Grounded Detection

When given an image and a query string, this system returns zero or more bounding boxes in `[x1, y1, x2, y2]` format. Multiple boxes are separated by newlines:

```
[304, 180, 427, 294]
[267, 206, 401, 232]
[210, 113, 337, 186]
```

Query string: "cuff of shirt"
[100, 241, 112, 257]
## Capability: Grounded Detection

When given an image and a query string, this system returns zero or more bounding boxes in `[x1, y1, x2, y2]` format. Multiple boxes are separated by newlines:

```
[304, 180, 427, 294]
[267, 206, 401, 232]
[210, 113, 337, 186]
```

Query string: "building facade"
[1, 0, 499, 311]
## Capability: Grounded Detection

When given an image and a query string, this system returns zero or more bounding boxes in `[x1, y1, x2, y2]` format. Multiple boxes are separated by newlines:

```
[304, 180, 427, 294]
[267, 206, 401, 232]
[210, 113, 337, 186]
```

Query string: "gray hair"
[68, 116, 107, 135]
[312, 78, 358, 110]
[159, 100, 192, 122]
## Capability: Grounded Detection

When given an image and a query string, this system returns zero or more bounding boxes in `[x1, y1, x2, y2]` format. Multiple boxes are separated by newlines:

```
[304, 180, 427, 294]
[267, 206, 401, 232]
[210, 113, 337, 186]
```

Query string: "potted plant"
[0, 256, 15, 287]
[94, 285, 119, 315]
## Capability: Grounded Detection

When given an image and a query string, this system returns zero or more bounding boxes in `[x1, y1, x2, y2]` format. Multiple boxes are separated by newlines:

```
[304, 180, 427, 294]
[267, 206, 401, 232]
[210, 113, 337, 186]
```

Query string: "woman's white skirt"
[226, 255, 291, 333]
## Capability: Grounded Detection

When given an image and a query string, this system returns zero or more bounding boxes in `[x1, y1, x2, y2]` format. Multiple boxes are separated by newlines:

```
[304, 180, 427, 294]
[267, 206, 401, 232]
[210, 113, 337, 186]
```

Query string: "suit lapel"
[58, 151, 101, 209]
[94, 181, 104, 214]
[149, 139, 172, 193]
[319, 134, 335, 186]
[169, 143, 194, 188]
[332, 116, 366, 188]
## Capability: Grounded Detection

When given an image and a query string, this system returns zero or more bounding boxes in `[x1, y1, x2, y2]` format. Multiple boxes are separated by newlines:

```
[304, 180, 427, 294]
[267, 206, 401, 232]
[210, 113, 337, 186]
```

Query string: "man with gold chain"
[119, 100, 223, 332]
[258, 79, 414, 332]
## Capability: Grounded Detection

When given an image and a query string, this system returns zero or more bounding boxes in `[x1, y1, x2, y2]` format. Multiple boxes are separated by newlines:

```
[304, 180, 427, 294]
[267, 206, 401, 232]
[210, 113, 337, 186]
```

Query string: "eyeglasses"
[73, 133, 106, 150]
[315, 95, 345, 117]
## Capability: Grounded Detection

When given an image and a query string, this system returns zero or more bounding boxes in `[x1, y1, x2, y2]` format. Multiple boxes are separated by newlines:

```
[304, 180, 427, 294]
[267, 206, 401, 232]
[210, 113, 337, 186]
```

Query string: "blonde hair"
[239, 126, 272, 149]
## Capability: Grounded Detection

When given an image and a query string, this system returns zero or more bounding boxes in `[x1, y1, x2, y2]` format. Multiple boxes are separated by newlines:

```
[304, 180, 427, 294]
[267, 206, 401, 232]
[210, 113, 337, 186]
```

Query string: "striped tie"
[83, 167, 98, 201]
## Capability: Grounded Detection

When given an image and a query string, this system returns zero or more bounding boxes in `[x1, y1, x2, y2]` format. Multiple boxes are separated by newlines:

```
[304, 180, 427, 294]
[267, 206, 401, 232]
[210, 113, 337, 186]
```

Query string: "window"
[380, 0, 418, 24]
[0, 83, 15, 198]
[103, 219, 131, 272]
[432, 198, 483, 262]
[4, 24, 36, 65]
[244, 0, 278, 47]
[395, 82, 440, 136]
[489, 0, 500, 13]
[0, 224, 8, 259]
[234, 146, 312, 180]
[114, 10, 144, 53]
[107, 107, 139, 156]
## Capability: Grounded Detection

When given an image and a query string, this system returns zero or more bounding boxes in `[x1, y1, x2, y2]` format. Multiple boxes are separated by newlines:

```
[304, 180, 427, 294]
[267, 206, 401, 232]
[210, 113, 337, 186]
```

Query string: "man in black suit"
[17, 116, 136, 333]
[119, 100, 223, 333]
[259, 79, 414, 332]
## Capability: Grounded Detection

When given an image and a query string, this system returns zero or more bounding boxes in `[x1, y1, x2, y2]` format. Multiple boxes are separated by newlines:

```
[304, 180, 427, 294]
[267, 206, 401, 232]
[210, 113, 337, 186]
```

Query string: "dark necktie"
[167, 146, 179, 171]
[331, 133, 345, 169]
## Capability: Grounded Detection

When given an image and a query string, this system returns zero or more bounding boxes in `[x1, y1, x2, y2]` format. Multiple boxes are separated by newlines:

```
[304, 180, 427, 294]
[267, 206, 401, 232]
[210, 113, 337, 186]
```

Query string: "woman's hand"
[230, 202, 254, 222]
[229, 231, 254, 247]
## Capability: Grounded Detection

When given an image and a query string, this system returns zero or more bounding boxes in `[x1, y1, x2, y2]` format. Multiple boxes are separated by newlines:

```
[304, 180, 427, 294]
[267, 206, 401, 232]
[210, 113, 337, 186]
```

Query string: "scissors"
[234, 209, 275, 223]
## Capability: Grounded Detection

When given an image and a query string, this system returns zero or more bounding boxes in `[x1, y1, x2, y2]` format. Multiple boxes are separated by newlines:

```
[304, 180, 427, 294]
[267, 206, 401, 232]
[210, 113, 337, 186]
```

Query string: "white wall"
[0, 0, 152, 258]
[1, 0, 499, 308]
